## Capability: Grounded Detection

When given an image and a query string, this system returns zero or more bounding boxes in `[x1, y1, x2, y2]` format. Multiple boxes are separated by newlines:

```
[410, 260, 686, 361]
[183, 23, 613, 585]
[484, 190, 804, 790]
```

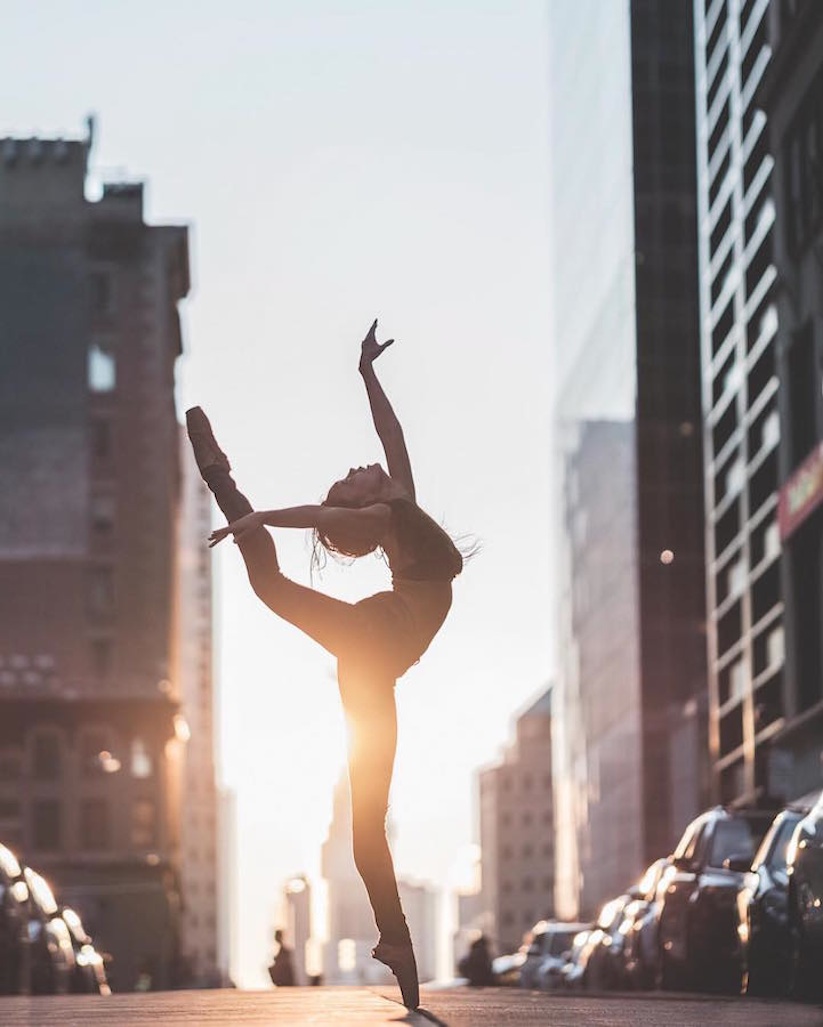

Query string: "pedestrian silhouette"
[458, 935, 495, 987]
[268, 928, 295, 987]
[187, 320, 466, 1011]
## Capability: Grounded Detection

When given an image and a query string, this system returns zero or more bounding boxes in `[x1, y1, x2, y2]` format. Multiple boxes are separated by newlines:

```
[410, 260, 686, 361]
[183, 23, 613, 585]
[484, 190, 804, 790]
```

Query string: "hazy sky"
[3, 0, 554, 986]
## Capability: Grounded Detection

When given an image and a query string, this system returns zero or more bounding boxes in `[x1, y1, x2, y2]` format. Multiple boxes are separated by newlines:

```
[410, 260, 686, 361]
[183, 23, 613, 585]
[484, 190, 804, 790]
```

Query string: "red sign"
[779, 441, 823, 541]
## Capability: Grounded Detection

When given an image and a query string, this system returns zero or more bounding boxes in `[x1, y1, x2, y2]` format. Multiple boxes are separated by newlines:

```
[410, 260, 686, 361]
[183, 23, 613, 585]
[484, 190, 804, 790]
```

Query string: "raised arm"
[359, 319, 416, 502]
[208, 503, 391, 547]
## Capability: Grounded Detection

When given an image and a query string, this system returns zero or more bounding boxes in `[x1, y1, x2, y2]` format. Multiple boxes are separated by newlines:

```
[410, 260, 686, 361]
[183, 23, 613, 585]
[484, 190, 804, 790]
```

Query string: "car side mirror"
[723, 853, 752, 873]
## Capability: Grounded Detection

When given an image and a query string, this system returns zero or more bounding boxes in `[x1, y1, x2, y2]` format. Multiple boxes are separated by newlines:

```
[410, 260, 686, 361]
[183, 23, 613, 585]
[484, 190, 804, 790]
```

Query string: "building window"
[88, 566, 115, 619]
[80, 798, 110, 850]
[131, 798, 156, 847]
[88, 345, 116, 392]
[32, 800, 61, 851]
[91, 417, 113, 462]
[131, 738, 153, 779]
[91, 493, 116, 535]
[79, 730, 110, 777]
[31, 732, 61, 780]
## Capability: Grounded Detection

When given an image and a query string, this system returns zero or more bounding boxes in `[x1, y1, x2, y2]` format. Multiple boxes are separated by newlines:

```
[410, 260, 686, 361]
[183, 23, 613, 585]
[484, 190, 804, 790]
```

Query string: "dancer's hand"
[208, 511, 266, 547]
[359, 318, 394, 374]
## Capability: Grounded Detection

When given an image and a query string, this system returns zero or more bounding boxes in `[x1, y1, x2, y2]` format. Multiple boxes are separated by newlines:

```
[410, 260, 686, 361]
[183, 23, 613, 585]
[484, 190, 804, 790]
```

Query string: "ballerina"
[186, 320, 463, 1009]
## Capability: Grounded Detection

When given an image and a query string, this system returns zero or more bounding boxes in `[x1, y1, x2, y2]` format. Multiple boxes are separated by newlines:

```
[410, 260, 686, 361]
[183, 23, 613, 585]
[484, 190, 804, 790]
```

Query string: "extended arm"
[208, 503, 391, 547]
[359, 319, 416, 502]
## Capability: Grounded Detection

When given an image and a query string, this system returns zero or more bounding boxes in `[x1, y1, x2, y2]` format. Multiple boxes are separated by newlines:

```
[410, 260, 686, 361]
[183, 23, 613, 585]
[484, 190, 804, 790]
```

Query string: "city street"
[0, 987, 821, 1027]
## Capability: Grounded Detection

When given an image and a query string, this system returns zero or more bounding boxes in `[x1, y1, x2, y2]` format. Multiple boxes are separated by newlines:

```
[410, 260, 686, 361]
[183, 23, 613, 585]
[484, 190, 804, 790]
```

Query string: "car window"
[762, 816, 801, 872]
[683, 823, 706, 863]
[549, 930, 577, 956]
[708, 818, 756, 867]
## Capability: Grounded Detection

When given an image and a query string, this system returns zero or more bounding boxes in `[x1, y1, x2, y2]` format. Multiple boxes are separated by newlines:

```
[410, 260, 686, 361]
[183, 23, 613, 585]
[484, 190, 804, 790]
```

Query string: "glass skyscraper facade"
[693, 0, 783, 804]
[550, 0, 707, 918]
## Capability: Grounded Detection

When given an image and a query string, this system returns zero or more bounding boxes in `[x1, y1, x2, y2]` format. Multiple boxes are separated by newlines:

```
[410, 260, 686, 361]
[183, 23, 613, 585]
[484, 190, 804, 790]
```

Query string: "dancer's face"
[326, 464, 388, 508]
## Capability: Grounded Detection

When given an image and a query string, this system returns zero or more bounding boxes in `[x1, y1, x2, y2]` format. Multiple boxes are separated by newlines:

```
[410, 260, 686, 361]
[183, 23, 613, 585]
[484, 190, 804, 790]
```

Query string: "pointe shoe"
[185, 407, 230, 477]
[372, 939, 419, 1010]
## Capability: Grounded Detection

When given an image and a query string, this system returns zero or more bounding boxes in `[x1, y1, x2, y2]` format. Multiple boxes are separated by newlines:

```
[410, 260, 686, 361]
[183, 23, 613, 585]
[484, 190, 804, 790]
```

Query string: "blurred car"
[0, 843, 30, 994]
[786, 790, 823, 1001]
[489, 949, 525, 986]
[620, 858, 671, 990]
[62, 906, 111, 995]
[24, 867, 76, 995]
[564, 896, 633, 992]
[558, 928, 592, 990]
[534, 922, 589, 991]
[520, 920, 589, 989]
[735, 806, 807, 996]
[657, 805, 775, 993]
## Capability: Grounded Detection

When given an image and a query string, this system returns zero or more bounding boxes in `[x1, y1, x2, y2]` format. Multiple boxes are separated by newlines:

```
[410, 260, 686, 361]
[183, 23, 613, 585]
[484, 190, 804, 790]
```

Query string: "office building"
[550, 0, 708, 919]
[0, 122, 190, 990]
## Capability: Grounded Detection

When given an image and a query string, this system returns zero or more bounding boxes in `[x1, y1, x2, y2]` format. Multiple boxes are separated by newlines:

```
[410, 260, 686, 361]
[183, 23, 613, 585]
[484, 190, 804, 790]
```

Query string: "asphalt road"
[0, 986, 821, 1027]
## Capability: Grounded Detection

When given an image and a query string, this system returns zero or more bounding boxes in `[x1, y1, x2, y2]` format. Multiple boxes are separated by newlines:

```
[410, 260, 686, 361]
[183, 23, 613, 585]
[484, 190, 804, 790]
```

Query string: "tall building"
[397, 880, 438, 983]
[177, 435, 221, 985]
[281, 873, 312, 985]
[550, 0, 708, 920]
[0, 122, 190, 990]
[756, 1, 823, 800]
[320, 771, 376, 983]
[694, 0, 786, 804]
[479, 688, 554, 953]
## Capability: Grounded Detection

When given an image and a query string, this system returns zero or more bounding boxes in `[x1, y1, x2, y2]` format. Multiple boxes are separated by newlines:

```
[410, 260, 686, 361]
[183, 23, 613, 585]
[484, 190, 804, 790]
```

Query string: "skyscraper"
[549, 0, 708, 919]
[756, 1, 823, 801]
[479, 687, 554, 953]
[693, 0, 785, 804]
[0, 122, 190, 990]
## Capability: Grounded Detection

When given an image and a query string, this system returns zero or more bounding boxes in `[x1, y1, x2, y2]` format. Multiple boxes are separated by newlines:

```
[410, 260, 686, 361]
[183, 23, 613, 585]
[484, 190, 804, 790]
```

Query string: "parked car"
[62, 906, 111, 995]
[535, 922, 590, 991]
[490, 949, 525, 986]
[657, 805, 776, 993]
[558, 928, 592, 990]
[520, 920, 586, 989]
[564, 895, 633, 992]
[736, 806, 807, 996]
[786, 790, 823, 1001]
[24, 867, 76, 995]
[620, 858, 670, 990]
[0, 843, 29, 994]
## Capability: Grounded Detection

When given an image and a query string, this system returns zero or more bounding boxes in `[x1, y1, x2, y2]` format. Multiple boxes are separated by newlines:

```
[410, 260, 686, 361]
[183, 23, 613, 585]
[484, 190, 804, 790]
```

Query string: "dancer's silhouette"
[186, 320, 463, 1009]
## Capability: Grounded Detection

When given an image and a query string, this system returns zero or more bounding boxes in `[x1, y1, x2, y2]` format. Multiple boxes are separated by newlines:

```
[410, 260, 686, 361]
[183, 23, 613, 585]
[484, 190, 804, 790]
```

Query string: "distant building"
[0, 122, 190, 990]
[756, 1, 823, 802]
[216, 786, 238, 986]
[478, 688, 553, 954]
[319, 770, 432, 984]
[549, 1, 708, 919]
[320, 772, 376, 983]
[397, 879, 438, 983]
[177, 435, 221, 985]
[281, 873, 312, 985]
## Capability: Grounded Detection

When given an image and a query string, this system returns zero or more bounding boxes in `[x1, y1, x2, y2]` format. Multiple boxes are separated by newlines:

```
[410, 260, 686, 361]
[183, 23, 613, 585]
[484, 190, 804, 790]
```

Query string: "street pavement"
[1, 986, 822, 1027]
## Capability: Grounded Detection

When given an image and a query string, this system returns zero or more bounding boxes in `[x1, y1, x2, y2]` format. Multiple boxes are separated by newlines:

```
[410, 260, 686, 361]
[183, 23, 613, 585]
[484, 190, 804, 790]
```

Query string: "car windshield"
[708, 816, 771, 868]
[548, 930, 577, 956]
[755, 814, 802, 872]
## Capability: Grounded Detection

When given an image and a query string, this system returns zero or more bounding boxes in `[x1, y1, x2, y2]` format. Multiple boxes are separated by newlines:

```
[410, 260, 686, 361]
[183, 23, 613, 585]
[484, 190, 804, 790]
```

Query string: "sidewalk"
[1, 986, 822, 1027]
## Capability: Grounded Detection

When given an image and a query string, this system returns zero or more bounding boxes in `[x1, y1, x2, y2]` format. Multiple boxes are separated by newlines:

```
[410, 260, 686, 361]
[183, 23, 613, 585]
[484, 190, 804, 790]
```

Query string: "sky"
[3, 0, 555, 987]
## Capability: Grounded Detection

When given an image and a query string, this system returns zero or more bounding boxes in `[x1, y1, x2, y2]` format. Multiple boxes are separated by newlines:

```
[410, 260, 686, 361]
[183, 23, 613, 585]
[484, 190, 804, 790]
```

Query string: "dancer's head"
[325, 464, 393, 510]
[317, 464, 396, 559]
